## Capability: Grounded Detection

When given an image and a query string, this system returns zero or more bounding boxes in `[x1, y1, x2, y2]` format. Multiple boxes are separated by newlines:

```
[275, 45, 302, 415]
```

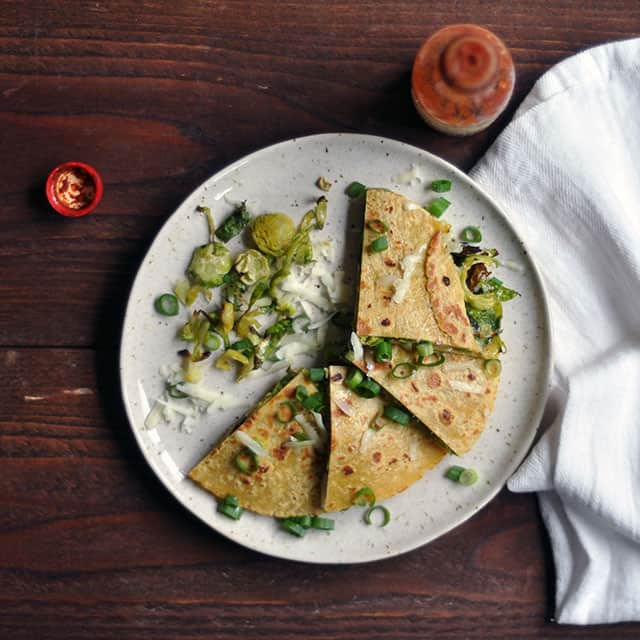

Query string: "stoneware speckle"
[120, 133, 552, 563]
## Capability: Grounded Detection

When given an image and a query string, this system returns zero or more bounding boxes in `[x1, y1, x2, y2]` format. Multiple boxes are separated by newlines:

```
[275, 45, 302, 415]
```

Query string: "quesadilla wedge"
[356, 188, 479, 353]
[323, 365, 446, 512]
[352, 345, 499, 456]
[188, 370, 327, 517]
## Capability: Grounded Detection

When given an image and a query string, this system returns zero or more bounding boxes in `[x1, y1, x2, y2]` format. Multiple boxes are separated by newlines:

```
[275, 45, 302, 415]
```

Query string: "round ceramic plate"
[120, 133, 551, 563]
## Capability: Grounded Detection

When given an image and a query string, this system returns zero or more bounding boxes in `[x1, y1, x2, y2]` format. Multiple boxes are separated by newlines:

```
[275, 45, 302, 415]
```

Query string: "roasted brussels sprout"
[235, 249, 270, 285]
[187, 242, 232, 287]
[251, 213, 295, 257]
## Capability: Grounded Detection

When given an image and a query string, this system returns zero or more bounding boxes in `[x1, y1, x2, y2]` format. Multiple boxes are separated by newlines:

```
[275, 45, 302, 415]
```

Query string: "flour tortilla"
[353, 347, 499, 456]
[323, 365, 446, 512]
[355, 188, 478, 352]
[188, 371, 326, 517]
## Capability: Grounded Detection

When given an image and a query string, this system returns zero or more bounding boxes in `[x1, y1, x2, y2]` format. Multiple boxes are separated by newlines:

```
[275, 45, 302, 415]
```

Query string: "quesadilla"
[188, 370, 327, 517]
[352, 345, 499, 456]
[323, 365, 446, 512]
[355, 188, 478, 353]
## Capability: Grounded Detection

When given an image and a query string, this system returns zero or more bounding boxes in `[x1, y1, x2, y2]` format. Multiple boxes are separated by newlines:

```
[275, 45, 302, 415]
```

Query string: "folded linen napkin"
[470, 38, 640, 625]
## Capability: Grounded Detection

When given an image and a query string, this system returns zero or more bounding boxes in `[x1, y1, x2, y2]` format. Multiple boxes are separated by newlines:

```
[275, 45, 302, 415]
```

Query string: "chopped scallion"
[353, 487, 376, 507]
[310, 516, 335, 530]
[275, 401, 296, 423]
[204, 331, 222, 351]
[416, 341, 434, 357]
[155, 293, 179, 316]
[445, 465, 478, 485]
[235, 448, 258, 474]
[345, 368, 364, 390]
[166, 383, 188, 399]
[369, 236, 388, 253]
[301, 391, 325, 412]
[383, 404, 410, 425]
[391, 362, 415, 379]
[364, 504, 391, 527]
[281, 518, 307, 537]
[375, 340, 392, 363]
[354, 378, 381, 398]
[431, 179, 452, 193]
[369, 411, 385, 431]
[218, 495, 243, 520]
[416, 353, 445, 367]
[295, 385, 309, 402]
[427, 197, 451, 218]
[461, 226, 482, 243]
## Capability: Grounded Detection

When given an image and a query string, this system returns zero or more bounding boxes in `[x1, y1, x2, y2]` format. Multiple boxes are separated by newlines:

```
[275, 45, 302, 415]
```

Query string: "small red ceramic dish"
[46, 161, 104, 217]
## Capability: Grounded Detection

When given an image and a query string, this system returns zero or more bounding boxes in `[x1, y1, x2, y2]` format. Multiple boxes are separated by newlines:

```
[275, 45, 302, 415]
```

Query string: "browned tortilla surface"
[323, 365, 446, 512]
[188, 371, 325, 517]
[353, 347, 499, 456]
[355, 188, 478, 352]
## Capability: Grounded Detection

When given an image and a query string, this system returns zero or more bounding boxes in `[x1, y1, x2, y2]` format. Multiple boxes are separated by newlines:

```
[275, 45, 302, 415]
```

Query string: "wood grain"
[2, 1, 640, 638]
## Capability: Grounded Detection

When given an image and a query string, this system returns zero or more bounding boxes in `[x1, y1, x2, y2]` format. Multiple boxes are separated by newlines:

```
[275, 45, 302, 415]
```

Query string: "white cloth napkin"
[470, 38, 640, 625]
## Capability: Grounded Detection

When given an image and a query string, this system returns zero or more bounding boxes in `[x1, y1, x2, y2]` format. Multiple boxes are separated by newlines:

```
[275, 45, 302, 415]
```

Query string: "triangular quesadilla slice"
[188, 370, 327, 517]
[355, 188, 478, 353]
[323, 365, 446, 512]
[352, 345, 499, 456]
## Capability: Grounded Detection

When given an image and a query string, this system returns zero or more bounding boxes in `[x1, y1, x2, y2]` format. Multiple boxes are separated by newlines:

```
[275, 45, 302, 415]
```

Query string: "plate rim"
[119, 131, 553, 564]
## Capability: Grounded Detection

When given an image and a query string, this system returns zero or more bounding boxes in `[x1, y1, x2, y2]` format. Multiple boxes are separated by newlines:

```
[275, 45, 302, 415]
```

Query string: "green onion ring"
[369, 411, 385, 431]
[310, 516, 335, 530]
[155, 293, 179, 316]
[364, 505, 391, 527]
[391, 362, 415, 378]
[346, 181, 367, 198]
[275, 401, 296, 423]
[416, 353, 445, 367]
[375, 340, 392, 363]
[460, 226, 482, 243]
[416, 341, 434, 357]
[235, 448, 258, 474]
[308, 367, 326, 382]
[281, 518, 307, 537]
[353, 487, 376, 507]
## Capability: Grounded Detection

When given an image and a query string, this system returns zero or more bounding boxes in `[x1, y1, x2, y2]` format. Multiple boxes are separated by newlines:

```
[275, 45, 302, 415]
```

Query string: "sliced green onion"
[292, 431, 309, 442]
[416, 353, 445, 367]
[353, 487, 376, 507]
[366, 218, 389, 234]
[431, 179, 452, 193]
[416, 341, 434, 357]
[375, 340, 392, 363]
[302, 391, 325, 412]
[218, 503, 243, 520]
[218, 495, 243, 520]
[427, 197, 451, 218]
[383, 404, 410, 425]
[281, 518, 307, 537]
[345, 368, 364, 390]
[364, 505, 391, 527]
[459, 468, 479, 485]
[155, 293, 179, 316]
[391, 362, 415, 378]
[275, 401, 296, 423]
[483, 358, 502, 378]
[235, 448, 258, 474]
[204, 331, 222, 351]
[296, 515, 313, 528]
[355, 378, 381, 398]
[369, 236, 388, 253]
[445, 465, 478, 485]
[310, 516, 335, 530]
[369, 411, 385, 431]
[166, 383, 188, 399]
[445, 465, 465, 482]
[295, 385, 309, 402]
[308, 367, 326, 382]
[346, 181, 367, 198]
[461, 226, 482, 243]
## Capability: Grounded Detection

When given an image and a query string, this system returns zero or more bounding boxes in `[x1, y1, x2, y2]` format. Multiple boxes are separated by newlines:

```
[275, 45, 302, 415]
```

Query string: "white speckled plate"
[120, 133, 551, 563]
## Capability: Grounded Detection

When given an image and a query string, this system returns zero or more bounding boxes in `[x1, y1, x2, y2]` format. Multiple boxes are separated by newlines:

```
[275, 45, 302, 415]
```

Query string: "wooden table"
[2, 2, 639, 638]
